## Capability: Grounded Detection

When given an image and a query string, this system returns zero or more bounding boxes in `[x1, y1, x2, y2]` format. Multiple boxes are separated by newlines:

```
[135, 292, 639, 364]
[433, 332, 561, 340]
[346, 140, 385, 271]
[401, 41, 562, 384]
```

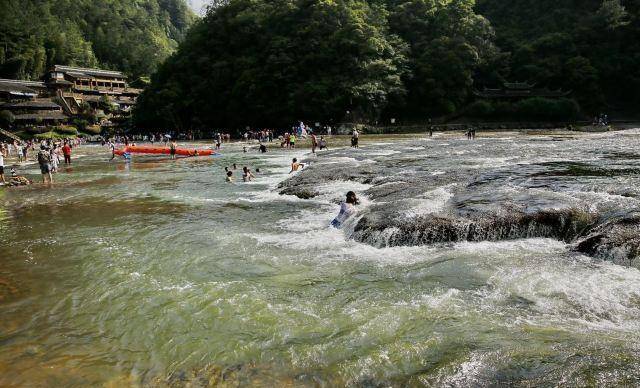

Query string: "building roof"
[2, 100, 62, 110]
[474, 86, 571, 99]
[121, 88, 142, 95]
[14, 112, 68, 121]
[0, 78, 47, 88]
[0, 80, 38, 96]
[54, 65, 125, 79]
[503, 82, 536, 90]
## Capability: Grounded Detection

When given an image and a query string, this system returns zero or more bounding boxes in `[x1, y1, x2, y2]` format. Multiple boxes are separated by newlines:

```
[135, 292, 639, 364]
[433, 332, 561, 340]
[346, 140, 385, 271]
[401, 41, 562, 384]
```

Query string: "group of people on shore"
[0, 138, 77, 185]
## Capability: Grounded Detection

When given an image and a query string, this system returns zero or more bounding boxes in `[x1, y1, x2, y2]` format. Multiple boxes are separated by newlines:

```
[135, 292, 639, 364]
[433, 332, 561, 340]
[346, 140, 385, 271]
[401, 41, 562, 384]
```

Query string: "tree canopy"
[134, 0, 640, 129]
[0, 0, 196, 79]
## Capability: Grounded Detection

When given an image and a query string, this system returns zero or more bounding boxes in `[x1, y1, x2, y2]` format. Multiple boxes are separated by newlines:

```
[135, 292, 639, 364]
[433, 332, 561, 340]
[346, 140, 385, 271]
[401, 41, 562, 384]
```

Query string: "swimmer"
[242, 166, 255, 182]
[226, 170, 234, 183]
[233, 163, 237, 170]
[289, 158, 305, 173]
[259, 143, 267, 153]
[331, 191, 359, 228]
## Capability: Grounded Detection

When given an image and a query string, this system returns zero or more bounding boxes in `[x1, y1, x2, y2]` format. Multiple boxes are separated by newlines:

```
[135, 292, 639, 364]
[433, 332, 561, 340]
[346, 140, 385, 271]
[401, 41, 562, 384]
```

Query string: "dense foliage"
[136, 0, 410, 128]
[476, 0, 640, 114]
[136, 0, 639, 129]
[0, 0, 196, 79]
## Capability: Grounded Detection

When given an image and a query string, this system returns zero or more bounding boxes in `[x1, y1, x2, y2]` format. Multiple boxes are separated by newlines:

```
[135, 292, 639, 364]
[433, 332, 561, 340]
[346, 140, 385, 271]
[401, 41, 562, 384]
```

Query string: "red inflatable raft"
[114, 146, 215, 157]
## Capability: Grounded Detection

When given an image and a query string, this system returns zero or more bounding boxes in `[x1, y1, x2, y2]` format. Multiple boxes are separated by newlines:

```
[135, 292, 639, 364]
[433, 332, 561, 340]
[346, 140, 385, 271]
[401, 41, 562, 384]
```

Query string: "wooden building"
[474, 82, 571, 100]
[0, 65, 142, 132]
[46, 65, 141, 116]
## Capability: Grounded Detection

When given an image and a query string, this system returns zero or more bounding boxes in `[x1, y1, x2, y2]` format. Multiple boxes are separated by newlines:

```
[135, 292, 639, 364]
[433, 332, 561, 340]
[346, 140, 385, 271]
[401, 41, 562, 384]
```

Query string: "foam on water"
[402, 185, 455, 218]
[3, 134, 640, 386]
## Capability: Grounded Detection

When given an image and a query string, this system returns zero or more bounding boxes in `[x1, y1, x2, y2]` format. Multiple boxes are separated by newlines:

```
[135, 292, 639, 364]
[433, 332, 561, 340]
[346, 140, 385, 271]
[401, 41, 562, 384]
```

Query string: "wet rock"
[352, 208, 597, 248]
[574, 211, 640, 268]
[279, 186, 319, 199]
[278, 163, 377, 191]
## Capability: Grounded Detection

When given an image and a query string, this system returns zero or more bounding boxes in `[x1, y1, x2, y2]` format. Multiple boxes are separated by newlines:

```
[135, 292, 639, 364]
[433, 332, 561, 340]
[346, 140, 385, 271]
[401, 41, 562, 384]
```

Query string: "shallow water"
[1, 133, 640, 386]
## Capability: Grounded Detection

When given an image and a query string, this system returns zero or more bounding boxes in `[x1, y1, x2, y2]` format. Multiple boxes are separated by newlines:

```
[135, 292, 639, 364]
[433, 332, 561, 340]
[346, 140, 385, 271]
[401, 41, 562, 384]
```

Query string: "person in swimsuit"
[289, 158, 305, 173]
[242, 166, 255, 182]
[226, 170, 234, 182]
[331, 191, 359, 228]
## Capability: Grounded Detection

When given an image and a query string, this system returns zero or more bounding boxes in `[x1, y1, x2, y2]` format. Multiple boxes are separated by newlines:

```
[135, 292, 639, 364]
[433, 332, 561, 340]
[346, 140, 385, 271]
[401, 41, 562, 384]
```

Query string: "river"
[1, 131, 639, 386]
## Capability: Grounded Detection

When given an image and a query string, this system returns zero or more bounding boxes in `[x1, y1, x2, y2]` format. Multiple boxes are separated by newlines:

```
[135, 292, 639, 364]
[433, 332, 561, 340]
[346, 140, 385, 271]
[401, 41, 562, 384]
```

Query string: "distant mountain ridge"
[0, 0, 197, 80]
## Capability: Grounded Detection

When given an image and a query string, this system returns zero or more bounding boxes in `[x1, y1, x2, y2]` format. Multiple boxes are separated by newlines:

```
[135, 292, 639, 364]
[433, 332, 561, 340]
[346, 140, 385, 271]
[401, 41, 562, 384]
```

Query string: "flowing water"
[1, 131, 640, 387]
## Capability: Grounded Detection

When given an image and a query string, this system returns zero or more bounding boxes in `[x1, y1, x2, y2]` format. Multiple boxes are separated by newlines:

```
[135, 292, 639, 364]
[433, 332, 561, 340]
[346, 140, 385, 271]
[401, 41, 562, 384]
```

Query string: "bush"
[468, 100, 494, 118]
[83, 125, 102, 135]
[25, 126, 49, 134]
[72, 118, 89, 132]
[53, 125, 79, 135]
[34, 131, 68, 140]
[515, 97, 580, 121]
[0, 110, 15, 126]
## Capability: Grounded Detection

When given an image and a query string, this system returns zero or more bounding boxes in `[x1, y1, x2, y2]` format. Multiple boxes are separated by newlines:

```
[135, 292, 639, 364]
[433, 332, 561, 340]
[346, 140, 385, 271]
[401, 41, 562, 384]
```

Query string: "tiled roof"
[14, 112, 68, 121]
[54, 65, 124, 78]
[2, 100, 61, 110]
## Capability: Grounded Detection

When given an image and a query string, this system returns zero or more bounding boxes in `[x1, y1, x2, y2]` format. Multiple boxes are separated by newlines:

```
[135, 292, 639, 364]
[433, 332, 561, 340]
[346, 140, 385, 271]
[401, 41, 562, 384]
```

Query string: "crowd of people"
[0, 138, 80, 185]
[0, 128, 361, 229]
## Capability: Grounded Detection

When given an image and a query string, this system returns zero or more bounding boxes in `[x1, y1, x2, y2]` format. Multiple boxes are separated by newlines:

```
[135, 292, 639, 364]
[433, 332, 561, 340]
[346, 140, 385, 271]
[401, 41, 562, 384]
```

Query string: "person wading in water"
[332, 191, 359, 228]
[170, 140, 177, 160]
[37, 146, 53, 184]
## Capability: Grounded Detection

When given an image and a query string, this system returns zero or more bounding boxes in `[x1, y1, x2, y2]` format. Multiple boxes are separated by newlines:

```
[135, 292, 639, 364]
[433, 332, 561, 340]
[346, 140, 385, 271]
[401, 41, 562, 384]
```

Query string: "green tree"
[136, 0, 408, 129]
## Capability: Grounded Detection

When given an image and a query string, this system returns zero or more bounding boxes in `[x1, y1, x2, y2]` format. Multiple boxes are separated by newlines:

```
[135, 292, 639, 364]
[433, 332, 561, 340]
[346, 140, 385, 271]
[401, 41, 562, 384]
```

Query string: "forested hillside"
[477, 0, 640, 113]
[0, 0, 196, 80]
[135, 0, 639, 129]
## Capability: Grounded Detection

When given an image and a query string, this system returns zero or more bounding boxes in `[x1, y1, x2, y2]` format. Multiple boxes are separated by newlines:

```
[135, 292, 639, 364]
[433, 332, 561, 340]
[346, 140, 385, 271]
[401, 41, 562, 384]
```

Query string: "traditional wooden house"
[474, 82, 571, 100]
[0, 79, 47, 101]
[0, 65, 142, 132]
[45, 65, 141, 115]
[1, 99, 68, 126]
[0, 79, 68, 127]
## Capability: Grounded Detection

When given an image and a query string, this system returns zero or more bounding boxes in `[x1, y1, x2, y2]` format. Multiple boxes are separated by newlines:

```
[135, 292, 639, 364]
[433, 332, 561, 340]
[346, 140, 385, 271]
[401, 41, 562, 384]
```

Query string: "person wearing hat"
[37, 145, 53, 184]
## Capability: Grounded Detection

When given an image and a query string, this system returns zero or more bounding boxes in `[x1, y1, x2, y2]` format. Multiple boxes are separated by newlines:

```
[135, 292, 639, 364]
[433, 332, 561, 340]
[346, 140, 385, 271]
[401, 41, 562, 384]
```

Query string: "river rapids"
[1, 131, 639, 386]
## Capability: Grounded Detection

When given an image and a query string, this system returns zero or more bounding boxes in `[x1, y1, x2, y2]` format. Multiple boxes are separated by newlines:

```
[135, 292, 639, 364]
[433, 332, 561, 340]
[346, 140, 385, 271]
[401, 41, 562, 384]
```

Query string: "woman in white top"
[0, 148, 5, 184]
[331, 191, 359, 228]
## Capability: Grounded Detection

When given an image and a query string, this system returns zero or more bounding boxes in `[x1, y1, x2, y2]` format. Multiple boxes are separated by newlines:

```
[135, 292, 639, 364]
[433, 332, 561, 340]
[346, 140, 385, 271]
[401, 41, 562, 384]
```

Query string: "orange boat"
[114, 146, 215, 157]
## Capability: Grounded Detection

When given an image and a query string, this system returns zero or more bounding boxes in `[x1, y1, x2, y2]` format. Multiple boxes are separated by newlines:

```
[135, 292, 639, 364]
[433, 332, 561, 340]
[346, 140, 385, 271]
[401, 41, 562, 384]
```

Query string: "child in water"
[332, 191, 359, 228]
[226, 170, 234, 183]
